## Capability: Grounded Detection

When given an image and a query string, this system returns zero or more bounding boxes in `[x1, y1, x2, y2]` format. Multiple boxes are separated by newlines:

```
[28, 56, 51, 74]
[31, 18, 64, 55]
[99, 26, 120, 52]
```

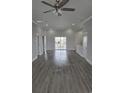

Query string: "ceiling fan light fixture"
[53, 9, 63, 16]
[41, 0, 75, 16]
[53, 10, 56, 14]
[58, 9, 62, 14]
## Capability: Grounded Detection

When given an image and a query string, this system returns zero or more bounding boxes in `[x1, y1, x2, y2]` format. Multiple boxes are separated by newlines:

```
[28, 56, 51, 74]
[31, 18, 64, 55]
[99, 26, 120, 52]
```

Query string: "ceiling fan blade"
[61, 8, 75, 11]
[43, 9, 55, 13]
[58, 0, 69, 8]
[41, 1, 55, 8]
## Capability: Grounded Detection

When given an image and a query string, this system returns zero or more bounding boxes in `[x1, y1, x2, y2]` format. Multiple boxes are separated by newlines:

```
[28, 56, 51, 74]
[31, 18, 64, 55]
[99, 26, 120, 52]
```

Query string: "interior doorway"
[42, 36, 46, 54]
[55, 37, 66, 49]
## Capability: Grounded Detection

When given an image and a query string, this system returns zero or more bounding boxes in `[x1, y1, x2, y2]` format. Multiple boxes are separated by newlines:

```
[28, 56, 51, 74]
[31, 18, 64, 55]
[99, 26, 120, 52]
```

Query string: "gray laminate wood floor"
[32, 50, 92, 93]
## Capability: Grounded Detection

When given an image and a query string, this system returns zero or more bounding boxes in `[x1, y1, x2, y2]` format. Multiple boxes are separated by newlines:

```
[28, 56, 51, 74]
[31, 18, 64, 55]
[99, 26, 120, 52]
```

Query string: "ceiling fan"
[41, 0, 75, 16]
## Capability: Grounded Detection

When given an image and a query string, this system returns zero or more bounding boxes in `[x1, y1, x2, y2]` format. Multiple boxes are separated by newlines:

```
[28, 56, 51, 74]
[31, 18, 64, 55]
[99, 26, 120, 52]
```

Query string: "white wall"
[32, 23, 43, 61]
[32, 19, 92, 64]
[75, 31, 84, 56]
[75, 19, 92, 65]
[85, 20, 92, 64]
[45, 29, 76, 50]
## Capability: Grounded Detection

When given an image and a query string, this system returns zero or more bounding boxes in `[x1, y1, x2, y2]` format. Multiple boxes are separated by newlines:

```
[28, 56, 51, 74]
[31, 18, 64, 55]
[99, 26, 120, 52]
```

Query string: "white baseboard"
[32, 56, 37, 62]
[32, 52, 44, 62]
[76, 51, 92, 65]
[85, 58, 92, 65]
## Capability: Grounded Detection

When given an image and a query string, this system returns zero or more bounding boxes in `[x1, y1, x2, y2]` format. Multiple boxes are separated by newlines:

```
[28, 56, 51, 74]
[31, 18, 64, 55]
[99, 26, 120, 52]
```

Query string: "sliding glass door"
[55, 37, 66, 49]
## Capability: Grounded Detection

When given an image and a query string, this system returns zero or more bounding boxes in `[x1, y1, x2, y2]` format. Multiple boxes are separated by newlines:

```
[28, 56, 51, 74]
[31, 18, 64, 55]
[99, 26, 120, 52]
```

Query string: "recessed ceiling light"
[46, 24, 48, 26]
[72, 24, 75, 26]
[37, 20, 43, 23]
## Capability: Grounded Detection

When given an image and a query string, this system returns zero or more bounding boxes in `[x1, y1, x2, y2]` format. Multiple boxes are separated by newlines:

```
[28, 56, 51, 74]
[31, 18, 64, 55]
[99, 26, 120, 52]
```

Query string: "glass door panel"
[55, 37, 66, 49]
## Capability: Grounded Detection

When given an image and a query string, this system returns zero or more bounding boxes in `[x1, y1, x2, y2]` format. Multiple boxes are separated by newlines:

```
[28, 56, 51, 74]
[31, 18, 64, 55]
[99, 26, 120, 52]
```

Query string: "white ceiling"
[32, 0, 92, 30]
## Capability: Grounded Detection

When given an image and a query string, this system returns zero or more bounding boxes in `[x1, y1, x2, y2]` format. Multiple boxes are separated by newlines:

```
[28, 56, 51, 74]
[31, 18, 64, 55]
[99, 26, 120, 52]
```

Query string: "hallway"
[32, 50, 92, 93]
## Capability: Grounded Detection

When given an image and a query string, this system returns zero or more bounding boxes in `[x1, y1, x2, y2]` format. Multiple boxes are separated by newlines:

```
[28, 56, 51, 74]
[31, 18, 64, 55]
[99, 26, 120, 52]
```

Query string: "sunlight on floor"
[54, 50, 69, 66]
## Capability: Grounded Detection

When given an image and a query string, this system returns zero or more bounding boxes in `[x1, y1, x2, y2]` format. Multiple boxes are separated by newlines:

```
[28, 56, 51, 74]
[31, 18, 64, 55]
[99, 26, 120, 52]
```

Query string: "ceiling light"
[72, 24, 75, 26]
[37, 20, 43, 23]
[46, 24, 48, 26]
